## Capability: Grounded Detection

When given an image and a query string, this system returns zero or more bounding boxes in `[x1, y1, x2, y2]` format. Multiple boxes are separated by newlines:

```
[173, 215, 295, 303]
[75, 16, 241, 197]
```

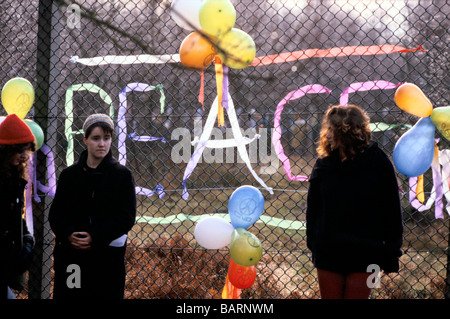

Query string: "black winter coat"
[0, 174, 34, 299]
[306, 142, 403, 273]
[49, 149, 136, 298]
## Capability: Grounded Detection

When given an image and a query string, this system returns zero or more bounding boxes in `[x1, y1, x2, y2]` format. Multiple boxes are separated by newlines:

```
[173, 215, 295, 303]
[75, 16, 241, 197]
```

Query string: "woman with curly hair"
[306, 105, 403, 299]
[0, 114, 36, 299]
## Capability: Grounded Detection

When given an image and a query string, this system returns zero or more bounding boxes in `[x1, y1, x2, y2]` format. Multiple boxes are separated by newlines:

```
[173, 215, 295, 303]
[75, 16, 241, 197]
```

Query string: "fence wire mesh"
[1, 0, 449, 299]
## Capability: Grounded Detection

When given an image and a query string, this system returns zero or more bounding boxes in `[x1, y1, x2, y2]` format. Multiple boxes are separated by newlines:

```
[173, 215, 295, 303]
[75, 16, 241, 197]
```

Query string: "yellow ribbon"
[214, 56, 224, 127]
[222, 274, 241, 299]
[416, 175, 424, 203]
[416, 142, 440, 203]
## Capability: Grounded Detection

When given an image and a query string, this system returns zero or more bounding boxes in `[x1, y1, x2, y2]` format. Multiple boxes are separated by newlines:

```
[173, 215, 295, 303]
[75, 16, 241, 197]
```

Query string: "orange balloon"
[179, 32, 216, 70]
[394, 83, 433, 117]
[228, 258, 256, 289]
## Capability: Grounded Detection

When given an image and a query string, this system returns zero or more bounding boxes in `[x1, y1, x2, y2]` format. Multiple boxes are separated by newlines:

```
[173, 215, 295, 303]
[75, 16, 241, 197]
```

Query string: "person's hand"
[68, 232, 92, 250]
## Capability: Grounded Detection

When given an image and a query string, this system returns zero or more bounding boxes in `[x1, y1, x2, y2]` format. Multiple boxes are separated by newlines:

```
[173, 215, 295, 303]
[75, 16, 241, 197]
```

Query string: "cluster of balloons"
[1, 77, 44, 150]
[194, 185, 265, 289]
[171, 0, 256, 70]
[393, 82, 448, 177]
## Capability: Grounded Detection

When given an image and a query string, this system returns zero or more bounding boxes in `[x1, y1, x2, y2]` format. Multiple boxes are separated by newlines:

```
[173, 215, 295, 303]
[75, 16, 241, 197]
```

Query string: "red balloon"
[228, 258, 256, 289]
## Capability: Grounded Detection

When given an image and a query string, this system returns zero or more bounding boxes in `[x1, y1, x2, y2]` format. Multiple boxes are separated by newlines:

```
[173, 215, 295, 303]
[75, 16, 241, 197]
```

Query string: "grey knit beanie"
[82, 114, 114, 135]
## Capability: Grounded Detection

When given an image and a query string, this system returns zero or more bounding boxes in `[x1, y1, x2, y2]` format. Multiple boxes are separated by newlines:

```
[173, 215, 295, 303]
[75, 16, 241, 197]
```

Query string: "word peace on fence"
[63, 80, 402, 193]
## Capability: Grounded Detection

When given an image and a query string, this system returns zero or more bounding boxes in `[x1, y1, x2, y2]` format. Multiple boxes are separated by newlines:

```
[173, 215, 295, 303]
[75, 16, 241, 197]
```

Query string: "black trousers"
[53, 243, 127, 299]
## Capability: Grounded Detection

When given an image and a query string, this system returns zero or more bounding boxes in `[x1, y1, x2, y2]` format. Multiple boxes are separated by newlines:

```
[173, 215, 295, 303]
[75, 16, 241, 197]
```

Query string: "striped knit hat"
[82, 113, 114, 135]
[0, 114, 35, 145]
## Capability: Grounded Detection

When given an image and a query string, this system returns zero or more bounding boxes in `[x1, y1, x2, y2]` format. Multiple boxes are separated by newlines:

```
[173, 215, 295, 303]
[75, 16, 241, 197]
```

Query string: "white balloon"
[194, 216, 234, 249]
[170, 0, 203, 31]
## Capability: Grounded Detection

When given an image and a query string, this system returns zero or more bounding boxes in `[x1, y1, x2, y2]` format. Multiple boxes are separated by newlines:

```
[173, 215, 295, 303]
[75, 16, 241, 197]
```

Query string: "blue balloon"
[393, 116, 435, 177]
[228, 185, 265, 229]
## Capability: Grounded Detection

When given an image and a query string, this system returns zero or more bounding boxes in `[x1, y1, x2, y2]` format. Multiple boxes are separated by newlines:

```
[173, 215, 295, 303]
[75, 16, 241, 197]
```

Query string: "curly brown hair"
[317, 104, 372, 162]
[0, 142, 36, 186]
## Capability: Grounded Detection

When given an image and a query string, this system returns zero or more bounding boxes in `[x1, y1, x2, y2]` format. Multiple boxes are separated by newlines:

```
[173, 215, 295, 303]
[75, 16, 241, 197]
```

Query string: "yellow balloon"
[431, 106, 450, 141]
[394, 83, 433, 118]
[217, 28, 256, 69]
[229, 228, 262, 267]
[1, 77, 35, 119]
[199, 0, 236, 37]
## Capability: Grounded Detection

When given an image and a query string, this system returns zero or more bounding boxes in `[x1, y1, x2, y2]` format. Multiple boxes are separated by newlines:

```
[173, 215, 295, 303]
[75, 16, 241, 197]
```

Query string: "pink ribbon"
[339, 80, 401, 106]
[272, 84, 331, 181]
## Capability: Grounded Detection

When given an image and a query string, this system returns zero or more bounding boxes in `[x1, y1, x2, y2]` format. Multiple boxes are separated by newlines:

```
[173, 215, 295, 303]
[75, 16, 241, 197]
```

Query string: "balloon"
[228, 258, 256, 289]
[170, 0, 203, 31]
[229, 228, 262, 267]
[394, 83, 433, 118]
[179, 32, 217, 70]
[217, 28, 256, 69]
[194, 216, 234, 249]
[393, 117, 435, 177]
[431, 106, 450, 141]
[199, 0, 236, 37]
[1, 77, 35, 119]
[24, 119, 44, 150]
[228, 185, 264, 229]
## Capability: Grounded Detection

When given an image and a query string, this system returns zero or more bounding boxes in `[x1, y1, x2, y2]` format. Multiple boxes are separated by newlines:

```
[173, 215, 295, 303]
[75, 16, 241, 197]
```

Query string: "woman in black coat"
[0, 114, 36, 299]
[306, 105, 403, 299]
[49, 114, 136, 299]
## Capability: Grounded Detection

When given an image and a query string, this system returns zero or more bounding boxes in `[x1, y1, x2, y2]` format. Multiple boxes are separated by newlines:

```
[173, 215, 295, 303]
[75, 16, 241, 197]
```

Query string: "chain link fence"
[1, 0, 449, 299]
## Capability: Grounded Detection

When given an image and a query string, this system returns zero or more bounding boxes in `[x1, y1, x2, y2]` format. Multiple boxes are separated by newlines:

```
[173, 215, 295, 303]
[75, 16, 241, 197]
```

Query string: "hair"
[84, 122, 114, 138]
[316, 104, 372, 162]
[0, 142, 36, 186]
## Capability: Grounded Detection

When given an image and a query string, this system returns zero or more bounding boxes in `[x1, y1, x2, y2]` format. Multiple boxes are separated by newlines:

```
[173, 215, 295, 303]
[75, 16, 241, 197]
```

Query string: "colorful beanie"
[0, 114, 35, 145]
[82, 113, 114, 135]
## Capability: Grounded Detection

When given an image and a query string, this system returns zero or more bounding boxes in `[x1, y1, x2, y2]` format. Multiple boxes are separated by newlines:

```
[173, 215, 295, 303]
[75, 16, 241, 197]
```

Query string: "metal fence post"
[30, 0, 62, 299]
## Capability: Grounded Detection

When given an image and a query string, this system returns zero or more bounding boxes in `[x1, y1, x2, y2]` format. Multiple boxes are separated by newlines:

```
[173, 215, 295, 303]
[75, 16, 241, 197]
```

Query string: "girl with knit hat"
[49, 113, 136, 299]
[0, 114, 36, 299]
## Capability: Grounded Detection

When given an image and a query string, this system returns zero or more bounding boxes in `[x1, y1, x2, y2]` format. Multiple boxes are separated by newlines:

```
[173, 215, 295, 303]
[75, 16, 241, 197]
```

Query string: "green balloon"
[431, 106, 450, 141]
[24, 119, 44, 150]
[229, 228, 262, 267]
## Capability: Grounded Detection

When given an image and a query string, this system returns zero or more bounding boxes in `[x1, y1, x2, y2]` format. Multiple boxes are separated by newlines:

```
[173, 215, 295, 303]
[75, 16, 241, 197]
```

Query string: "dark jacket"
[49, 149, 136, 299]
[0, 174, 34, 299]
[49, 150, 136, 248]
[306, 142, 403, 273]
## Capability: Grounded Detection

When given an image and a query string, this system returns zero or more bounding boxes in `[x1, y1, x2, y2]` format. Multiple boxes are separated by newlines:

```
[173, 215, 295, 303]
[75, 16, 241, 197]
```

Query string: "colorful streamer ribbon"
[118, 82, 165, 165]
[272, 84, 331, 181]
[214, 56, 225, 127]
[25, 143, 57, 236]
[409, 143, 447, 219]
[250, 45, 425, 66]
[222, 274, 241, 299]
[70, 45, 425, 67]
[65, 83, 114, 166]
[198, 69, 205, 109]
[181, 93, 274, 199]
[136, 184, 165, 199]
[70, 54, 180, 66]
[339, 80, 401, 106]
